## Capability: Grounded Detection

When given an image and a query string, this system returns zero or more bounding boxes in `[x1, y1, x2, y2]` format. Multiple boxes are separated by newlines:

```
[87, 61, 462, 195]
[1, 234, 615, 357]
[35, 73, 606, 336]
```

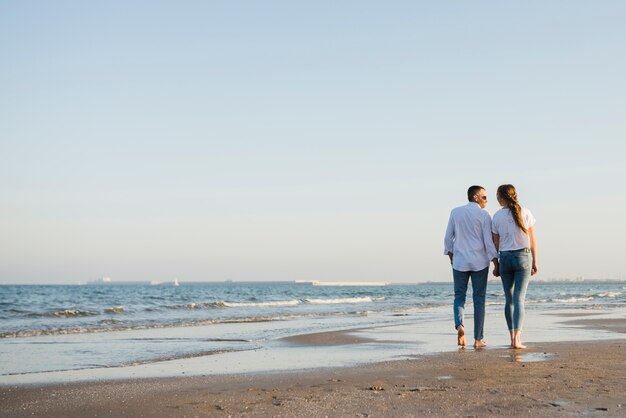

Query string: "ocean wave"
[222, 300, 301, 308]
[303, 297, 384, 304]
[546, 291, 623, 300]
[170, 302, 227, 310]
[104, 306, 125, 314]
[48, 309, 99, 317]
[0, 311, 369, 339]
[163, 297, 385, 310]
[534, 297, 594, 304]
[595, 291, 622, 298]
[168, 301, 302, 309]
[98, 319, 122, 325]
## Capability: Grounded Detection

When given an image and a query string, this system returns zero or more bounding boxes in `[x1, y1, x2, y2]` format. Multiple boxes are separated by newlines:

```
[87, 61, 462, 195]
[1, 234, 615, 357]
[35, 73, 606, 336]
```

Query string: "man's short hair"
[467, 185, 484, 202]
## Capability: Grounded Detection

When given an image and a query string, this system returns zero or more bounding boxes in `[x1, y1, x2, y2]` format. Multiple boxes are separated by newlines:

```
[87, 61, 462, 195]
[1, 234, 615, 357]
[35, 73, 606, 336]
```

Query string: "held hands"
[492, 259, 500, 277]
[492, 263, 536, 276]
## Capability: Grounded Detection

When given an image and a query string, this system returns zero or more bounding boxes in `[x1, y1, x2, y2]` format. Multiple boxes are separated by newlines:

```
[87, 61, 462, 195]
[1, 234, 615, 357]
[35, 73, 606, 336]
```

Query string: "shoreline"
[1, 306, 625, 417]
[1, 338, 624, 417]
[2, 281, 623, 382]
[1, 306, 625, 386]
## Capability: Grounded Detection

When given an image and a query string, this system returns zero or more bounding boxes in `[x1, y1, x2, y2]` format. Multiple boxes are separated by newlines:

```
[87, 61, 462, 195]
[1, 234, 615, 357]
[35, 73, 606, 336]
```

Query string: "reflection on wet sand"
[505, 351, 555, 362]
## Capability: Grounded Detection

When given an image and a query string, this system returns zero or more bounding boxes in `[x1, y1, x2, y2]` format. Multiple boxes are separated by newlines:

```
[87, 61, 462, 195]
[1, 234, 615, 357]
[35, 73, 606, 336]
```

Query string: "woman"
[492, 184, 537, 349]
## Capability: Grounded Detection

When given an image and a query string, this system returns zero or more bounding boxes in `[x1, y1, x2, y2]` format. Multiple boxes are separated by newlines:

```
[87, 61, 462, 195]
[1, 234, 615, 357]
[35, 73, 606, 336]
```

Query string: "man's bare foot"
[473, 339, 487, 349]
[512, 342, 527, 349]
[457, 325, 466, 347]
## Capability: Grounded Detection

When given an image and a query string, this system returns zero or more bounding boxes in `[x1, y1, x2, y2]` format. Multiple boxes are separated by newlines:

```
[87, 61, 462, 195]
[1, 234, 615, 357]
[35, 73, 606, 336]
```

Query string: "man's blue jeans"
[453, 267, 488, 341]
[499, 249, 532, 331]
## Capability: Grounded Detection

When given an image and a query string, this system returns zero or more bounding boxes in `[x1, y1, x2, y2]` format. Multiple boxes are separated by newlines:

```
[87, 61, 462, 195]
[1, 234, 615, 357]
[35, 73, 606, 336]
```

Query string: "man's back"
[444, 185, 498, 349]
[444, 202, 496, 272]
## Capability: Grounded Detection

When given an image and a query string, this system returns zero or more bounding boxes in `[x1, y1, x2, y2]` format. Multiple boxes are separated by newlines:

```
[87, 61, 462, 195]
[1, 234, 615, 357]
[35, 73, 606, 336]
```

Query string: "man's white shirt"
[444, 202, 498, 272]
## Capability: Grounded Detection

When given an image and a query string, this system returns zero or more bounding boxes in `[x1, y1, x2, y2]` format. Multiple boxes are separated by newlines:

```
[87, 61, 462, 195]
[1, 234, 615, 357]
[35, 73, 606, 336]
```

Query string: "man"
[444, 185, 499, 349]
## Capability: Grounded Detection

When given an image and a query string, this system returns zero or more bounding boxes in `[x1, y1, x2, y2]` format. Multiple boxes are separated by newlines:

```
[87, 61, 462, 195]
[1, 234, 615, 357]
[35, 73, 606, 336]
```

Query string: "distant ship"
[296, 280, 388, 286]
[150, 279, 179, 286]
[87, 277, 150, 285]
[87, 277, 112, 285]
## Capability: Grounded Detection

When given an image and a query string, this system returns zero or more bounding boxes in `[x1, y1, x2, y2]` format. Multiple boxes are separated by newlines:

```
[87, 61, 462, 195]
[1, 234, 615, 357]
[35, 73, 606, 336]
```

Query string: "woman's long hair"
[497, 184, 527, 234]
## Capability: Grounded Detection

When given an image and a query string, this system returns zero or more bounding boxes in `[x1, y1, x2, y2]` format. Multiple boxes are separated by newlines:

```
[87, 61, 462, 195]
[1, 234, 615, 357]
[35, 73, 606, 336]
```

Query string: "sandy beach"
[2, 315, 625, 418]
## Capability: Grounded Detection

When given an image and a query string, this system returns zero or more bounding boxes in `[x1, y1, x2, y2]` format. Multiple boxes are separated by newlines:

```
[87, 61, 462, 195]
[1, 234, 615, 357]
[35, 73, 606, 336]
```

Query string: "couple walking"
[444, 185, 538, 349]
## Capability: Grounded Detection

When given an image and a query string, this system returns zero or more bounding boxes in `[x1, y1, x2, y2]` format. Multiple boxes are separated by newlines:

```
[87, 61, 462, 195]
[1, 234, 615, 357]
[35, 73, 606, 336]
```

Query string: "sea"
[1, 281, 624, 379]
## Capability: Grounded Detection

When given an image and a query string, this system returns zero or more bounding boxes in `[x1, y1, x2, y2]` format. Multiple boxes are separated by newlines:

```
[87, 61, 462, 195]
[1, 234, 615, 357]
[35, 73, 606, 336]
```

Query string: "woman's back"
[492, 207, 535, 251]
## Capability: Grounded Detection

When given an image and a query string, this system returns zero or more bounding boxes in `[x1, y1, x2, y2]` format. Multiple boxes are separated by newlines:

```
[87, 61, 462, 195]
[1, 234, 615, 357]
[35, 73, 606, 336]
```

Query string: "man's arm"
[483, 215, 499, 276]
[482, 215, 499, 261]
[443, 212, 455, 262]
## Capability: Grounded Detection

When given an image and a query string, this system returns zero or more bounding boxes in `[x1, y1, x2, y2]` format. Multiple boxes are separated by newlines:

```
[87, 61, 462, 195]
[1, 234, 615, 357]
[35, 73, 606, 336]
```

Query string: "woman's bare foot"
[457, 325, 466, 347]
[473, 339, 487, 349]
[512, 331, 526, 349]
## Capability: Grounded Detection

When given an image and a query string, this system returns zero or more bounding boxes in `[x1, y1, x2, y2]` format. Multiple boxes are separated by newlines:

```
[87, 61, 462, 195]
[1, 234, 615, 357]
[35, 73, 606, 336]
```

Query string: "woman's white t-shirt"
[492, 207, 536, 251]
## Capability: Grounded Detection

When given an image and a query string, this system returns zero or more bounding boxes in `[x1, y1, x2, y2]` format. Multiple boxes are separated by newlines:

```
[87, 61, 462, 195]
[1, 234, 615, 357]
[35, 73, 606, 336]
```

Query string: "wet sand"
[562, 318, 626, 334]
[281, 328, 376, 345]
[2, 320, 625, 417]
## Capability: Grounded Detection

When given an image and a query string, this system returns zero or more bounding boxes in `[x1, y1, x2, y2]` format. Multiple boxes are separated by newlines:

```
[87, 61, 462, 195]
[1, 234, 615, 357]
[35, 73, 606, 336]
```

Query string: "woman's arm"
[528, 226, 538, 275]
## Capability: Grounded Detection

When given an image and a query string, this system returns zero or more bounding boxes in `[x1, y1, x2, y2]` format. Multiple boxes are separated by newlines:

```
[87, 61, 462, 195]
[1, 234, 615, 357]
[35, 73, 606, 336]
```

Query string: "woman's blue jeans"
[453, 267, 488, 341]
[499, 249, 532, 331]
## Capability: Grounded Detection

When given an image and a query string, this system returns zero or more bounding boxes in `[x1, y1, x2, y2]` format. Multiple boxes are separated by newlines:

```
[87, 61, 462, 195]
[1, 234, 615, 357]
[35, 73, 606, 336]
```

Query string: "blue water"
[1, 281, 624, 338]
[0, 281, 624, 376]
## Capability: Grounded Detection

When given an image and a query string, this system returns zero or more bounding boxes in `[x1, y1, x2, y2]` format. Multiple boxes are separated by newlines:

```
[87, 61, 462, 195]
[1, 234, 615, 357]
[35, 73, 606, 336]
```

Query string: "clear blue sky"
[1, 1, 625, 283]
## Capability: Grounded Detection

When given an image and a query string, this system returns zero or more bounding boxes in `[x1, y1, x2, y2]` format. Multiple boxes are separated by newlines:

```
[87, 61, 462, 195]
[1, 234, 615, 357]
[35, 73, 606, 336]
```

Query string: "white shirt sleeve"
[483, 213, 498, 261]
[443, 211, 455, 255]
[491, 210, 500, 235]
[524, 208, 536, 229]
